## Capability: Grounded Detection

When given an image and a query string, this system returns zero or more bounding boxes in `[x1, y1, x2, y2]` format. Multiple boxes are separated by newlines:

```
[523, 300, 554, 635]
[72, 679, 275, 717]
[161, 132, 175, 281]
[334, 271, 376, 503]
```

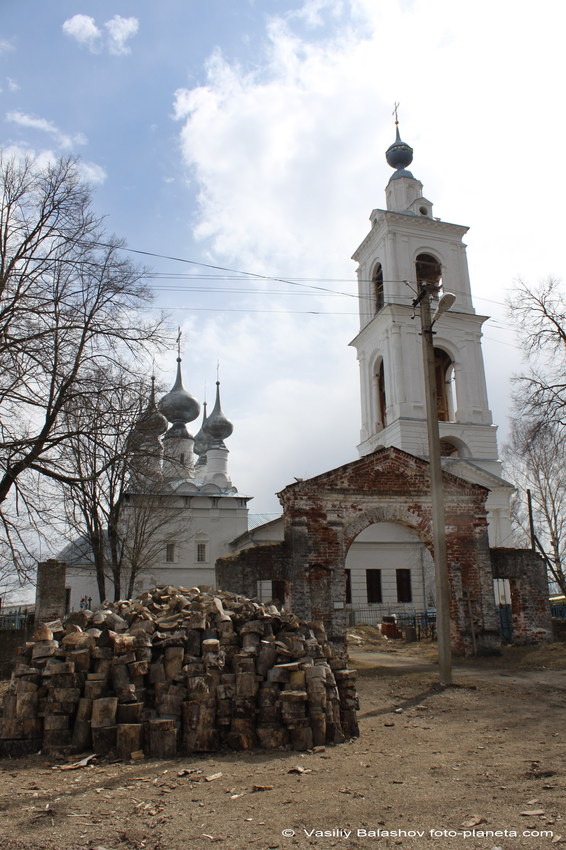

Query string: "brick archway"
[278, 448, 499, 654]
[217, 447, 500, 655]
[343, 504, 433, 554]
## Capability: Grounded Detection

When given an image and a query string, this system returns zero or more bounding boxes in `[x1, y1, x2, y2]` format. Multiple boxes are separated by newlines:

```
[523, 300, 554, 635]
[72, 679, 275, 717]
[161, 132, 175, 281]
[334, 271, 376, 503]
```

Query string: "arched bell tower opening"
[434, 347, 456, 421]
[439, 436, 470, 458]
[375, 358, 387, 431]
[415, 252, 442, 288]
[373, 262, 384, 313]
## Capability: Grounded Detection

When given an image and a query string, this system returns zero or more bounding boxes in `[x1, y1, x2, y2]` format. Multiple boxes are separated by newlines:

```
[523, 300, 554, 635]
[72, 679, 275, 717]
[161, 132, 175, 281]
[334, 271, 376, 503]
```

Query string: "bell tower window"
[376, 359, 387, 430]
[415, 253, 442, 289]
[434, 348, 456, 422]
[373, 263, 384, 313]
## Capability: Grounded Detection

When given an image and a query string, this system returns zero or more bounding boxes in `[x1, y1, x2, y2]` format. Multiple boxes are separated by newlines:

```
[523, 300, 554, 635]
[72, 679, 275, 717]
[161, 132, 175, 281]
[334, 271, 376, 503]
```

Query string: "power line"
[99, 240, 521, 335]
[95, 240, 361, 300]
[91, 237, 515, 314]
[156, 306, 360, 315]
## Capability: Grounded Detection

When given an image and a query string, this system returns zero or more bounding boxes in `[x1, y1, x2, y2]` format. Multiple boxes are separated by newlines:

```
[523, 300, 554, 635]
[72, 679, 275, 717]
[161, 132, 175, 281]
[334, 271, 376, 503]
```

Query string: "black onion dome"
[203, 381, 233, 445]
[386, 125, 414, 176]
[194, 401, 212, 456]
[159, 357, 200, 425]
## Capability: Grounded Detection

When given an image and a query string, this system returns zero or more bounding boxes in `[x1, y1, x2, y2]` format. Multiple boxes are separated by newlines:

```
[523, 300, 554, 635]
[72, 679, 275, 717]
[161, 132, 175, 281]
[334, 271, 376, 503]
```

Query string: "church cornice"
[442, 458, 515, 491]
[349, 303, 490, 347]
[352, 209, 469, 262]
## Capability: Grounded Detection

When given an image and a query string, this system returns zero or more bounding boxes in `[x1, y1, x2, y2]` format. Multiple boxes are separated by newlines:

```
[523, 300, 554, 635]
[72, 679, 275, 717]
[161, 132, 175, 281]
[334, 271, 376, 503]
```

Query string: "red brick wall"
[491, 548, 552, 643]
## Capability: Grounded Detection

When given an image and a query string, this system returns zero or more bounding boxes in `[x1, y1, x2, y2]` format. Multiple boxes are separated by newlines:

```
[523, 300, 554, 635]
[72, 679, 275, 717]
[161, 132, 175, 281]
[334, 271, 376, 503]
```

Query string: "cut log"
[147, 719, 177, 758]
[256, 725, 288, 749]
[182, 699, 217, 752]
[164, 646, 184, 679]
[92, 724, 117, 754]
[91, 697, 118, 728]
[72, 719, 92, 752]
[117, 702, 144, 724]
[116, 723, 143, 760]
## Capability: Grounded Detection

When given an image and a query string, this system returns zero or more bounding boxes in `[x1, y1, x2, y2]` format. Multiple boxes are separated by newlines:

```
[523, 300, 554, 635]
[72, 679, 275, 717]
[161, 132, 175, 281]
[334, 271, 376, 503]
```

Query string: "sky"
[2, 0, 565, 517]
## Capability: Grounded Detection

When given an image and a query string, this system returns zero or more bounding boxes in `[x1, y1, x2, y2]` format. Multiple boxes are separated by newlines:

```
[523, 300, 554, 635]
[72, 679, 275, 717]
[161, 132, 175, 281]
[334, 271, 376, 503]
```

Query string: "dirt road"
[0, 641, 564, 850]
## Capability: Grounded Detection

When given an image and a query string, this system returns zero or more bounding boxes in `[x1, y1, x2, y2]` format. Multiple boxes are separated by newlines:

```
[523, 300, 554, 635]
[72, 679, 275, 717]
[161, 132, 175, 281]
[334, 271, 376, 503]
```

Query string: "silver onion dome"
[193, 401, 211, 457]
[158, 357, 200, 427]
[385, 124, 414, 179]
[136, 378, 168, 436]
[203, 381, 233, 446]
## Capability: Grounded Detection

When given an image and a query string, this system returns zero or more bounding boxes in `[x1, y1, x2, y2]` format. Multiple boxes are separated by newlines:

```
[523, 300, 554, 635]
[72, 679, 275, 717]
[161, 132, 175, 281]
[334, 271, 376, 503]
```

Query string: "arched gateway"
[217, 447, 500, 655]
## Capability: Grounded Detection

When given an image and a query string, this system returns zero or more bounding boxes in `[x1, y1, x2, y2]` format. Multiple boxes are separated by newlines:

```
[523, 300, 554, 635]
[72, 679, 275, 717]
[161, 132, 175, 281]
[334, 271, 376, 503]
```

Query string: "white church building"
[57, 120, 514, 619]
[60, 356, 252, 610]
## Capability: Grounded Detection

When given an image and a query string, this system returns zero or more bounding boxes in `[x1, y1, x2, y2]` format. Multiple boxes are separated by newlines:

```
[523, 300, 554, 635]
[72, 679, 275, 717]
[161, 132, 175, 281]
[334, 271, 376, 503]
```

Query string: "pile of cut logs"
[0, 586, 359, 759]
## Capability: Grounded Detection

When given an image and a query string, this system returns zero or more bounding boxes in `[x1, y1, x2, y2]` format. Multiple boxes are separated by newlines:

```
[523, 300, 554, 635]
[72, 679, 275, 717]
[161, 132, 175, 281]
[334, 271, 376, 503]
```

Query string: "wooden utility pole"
[416, 283, 453, 686]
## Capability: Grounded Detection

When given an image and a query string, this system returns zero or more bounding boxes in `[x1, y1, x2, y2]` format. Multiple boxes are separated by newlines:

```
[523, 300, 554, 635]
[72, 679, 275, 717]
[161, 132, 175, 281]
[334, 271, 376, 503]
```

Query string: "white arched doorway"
[344, 521, 435, 613]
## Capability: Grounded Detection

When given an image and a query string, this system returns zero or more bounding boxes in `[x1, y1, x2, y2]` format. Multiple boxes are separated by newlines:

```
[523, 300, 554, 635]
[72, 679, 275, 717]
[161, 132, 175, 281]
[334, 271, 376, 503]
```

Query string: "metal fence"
[346, 606, 436, 640]
[551, 604, 566, 619]
[0, 612, 30, 630]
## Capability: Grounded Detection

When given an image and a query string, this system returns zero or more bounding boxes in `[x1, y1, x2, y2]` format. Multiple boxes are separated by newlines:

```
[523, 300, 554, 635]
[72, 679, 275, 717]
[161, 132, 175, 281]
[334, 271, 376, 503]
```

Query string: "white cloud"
[62, 13, 139, 55]
[0, 38, 14, 55]
[0, 143, 106, 186]
[77, 161, 107, 185]
[105, 15, 139, 55]
[290, 0, 346, 27]
[6, 110, 86, 150]
[1, 144, 60, 171]
[6, 77, 19, 92]
[62, 14, 102, 53]
[171, 0, 566, 509]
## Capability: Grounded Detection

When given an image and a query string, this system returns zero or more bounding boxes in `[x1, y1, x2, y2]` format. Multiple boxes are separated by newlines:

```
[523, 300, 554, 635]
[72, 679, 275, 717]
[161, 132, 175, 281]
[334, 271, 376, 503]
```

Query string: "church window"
[373, 263, 384, 313]
[415, 252, 442, 290]
[196, 543, 207, 562]
[165, 543, 175, 563]
[396, 569, 412, 603]
[434, 348, 456, 421]
[366, 569, 382, 604]
[376, 359, 387, 430]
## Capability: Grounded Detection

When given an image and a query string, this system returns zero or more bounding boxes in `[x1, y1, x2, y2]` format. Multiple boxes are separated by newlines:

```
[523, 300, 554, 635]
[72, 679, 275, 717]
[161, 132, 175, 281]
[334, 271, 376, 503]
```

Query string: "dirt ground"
[0, 634, 565, 850]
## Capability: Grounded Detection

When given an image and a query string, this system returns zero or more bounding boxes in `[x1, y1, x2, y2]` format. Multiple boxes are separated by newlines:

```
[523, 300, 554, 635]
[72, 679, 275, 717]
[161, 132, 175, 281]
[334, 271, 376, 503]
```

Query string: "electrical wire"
[94, 239, 520, 338]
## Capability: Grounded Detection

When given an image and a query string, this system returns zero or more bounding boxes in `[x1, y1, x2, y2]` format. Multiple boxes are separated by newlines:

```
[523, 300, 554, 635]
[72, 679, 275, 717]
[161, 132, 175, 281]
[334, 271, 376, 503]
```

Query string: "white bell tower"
[350, 120, 513, 545]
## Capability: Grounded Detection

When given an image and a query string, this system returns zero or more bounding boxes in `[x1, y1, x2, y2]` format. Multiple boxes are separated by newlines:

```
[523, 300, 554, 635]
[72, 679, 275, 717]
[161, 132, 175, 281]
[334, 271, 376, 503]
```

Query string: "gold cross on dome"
[393, 101, 400, 125]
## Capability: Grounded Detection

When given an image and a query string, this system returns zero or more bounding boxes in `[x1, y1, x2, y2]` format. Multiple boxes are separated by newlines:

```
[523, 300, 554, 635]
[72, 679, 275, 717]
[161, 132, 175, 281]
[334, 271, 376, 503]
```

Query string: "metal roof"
[247, 513, 282, 531]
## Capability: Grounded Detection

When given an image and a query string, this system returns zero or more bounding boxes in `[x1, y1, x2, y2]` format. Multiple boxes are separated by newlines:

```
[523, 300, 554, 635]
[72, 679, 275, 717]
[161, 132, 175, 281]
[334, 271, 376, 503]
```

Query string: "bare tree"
[503, 418, 566, 595]
[59, 368, 141, 602]
[508, 278, 566, 426]
[61, 371, 191, 602]
[0, 152, 170, 572]
[505, 280, 566, 594]
[114, 488, 190, 601]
